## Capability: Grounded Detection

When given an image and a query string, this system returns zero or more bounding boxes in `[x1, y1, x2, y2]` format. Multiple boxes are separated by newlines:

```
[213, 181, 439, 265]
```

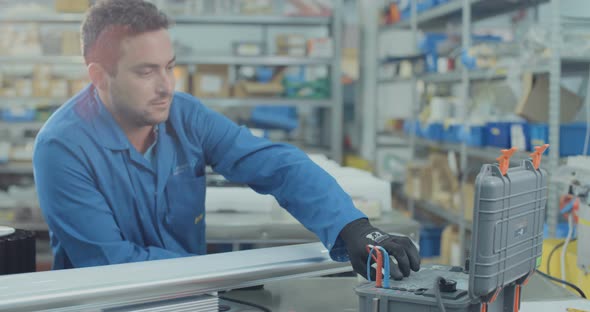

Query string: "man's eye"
[167, 65, 175, 71]
[137, 70, 152, 76]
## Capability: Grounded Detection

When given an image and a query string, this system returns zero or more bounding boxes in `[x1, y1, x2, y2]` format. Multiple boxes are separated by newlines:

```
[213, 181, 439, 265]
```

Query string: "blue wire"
[365, 245, 391, 288]
[561, 198, 575, 214]
[376, 246, 391, 288]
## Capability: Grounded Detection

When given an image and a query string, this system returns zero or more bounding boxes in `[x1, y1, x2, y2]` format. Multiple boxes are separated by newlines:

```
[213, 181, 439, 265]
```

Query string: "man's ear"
[88, 63, 109, 92]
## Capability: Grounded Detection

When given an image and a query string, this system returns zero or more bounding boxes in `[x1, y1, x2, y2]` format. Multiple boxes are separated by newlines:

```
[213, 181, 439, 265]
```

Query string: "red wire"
[366, 245, 384, 288]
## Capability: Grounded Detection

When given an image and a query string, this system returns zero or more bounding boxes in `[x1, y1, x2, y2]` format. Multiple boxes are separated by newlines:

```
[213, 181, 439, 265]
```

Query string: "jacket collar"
[89, 86, 131, 151]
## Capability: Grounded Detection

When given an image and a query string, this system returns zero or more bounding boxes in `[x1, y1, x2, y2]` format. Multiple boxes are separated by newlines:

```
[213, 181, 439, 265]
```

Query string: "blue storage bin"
[529, 123, 549, 155]
[255, 66, 274, 83]
[422, 123, 443, 141]
[485, 122, 513, 149]
[443, 125, 461, 143]
[562, 123, 590, 156]
[1, 108, 36, 122]
[419, 33, 448, 73]
[400, 0, 438, 21]
[459, 125, 486, 147]
[251, 106, 298, 131]
[529, 122, 590, 156]
[419, 225, 443, 258]
[403, 120, 421, 136]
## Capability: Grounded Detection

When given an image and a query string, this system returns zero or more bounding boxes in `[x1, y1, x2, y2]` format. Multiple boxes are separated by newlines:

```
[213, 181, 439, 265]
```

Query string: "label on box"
[50, 80, 69, 98]
[201, 75, 223, 93]
[16, 80, 33, 97]
[413, 177, 420, 199]
[236, 44, 262, 56]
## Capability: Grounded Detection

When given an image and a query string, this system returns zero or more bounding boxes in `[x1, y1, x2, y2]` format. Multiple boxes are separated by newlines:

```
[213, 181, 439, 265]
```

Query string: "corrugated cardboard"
[276, 34, 306, 47]
[173, 66, 189, 93]
[33, 65, 51, 97]
[15, 79, 33, 97]
[440, 225, 461, 266]
[61, 31, 81, 56]
[49, 79, 69, 98]
[516, 73, 583, 123]
[55, 0, 89, 13]
[69, 79, 90, 96]
[193, 65, 229, 98]
[404, 162, 432, 201]
[233, 68, 285, 98]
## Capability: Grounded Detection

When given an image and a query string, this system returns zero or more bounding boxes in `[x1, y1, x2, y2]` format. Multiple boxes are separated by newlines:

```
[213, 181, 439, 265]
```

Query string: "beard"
[108, 87, 170, 128]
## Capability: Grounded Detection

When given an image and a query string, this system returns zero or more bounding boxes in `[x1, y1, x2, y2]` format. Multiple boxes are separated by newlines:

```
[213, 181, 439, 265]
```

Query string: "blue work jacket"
[33, 84, 366, 270]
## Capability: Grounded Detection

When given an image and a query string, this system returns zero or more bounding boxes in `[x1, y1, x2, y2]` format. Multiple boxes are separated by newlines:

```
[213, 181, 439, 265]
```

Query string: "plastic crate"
[250, 106, 298, 131]
[422, 123, 443, 141]
[419, 225, 443, 258]
[443, 124, 461, 143]
[400, 0, 438, 21]
[1, 108, 36, 122]
[460, 125, 486, 147]
[485, 122, 513, 148]
[403, 120, 420, 136]
[529, 123, 549, 155]
[529, 122, 590, 156]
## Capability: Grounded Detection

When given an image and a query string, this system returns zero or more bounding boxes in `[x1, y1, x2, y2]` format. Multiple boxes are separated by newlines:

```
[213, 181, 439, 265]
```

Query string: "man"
[33, 0, 420, 281]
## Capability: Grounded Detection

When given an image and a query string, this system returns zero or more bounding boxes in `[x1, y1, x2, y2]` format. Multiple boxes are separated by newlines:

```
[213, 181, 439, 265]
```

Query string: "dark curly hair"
[81, 0, 170, 75]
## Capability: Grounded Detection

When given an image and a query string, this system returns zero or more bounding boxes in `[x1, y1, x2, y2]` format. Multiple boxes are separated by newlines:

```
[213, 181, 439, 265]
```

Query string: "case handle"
[530, 144, 550, 170]
[496, 147, 518, 176]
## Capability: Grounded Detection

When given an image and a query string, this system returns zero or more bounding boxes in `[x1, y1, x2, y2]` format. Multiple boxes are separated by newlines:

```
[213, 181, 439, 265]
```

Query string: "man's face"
[104, 29, 176, 128]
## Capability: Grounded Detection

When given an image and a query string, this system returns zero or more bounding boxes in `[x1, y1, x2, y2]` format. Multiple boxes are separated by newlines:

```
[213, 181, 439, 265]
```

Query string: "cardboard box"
[173, 66, 189, 93]
[277, 46, 307, 57]
[69, 79, 90, 96]
[49, 79, 69, 98]
[33, 65, 51, 97]
[0, 88, 16, 97]
[276, 34, 306, 47]
[55, 0, 90, 13]
[61, 31, 81, 56]
[516, 73, 583, 123]
[238, 0, 273, 14]
[233, 42, 265, 57]
[193, 65, 229, 98]
[440, 225, 461, 266]
[307, 38, 333, 58]
[233, 68, 285, 98]
[404, 163, 432, 201]
[15, 79, 33, 97]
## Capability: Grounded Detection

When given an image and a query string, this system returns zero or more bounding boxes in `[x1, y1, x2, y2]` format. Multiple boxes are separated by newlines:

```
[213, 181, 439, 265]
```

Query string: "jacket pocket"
[164, 173, 206, 253]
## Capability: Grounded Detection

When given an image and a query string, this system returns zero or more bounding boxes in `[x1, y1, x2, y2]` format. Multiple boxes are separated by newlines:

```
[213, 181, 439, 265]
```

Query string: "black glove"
[340, 218, 421, 280]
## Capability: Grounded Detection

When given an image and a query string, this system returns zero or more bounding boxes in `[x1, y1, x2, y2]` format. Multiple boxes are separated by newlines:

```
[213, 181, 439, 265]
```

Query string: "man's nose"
[156, 71, 173, 96]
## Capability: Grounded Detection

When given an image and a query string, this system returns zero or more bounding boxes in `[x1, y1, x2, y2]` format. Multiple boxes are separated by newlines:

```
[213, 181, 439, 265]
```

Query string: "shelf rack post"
[547, 0, 561, 238]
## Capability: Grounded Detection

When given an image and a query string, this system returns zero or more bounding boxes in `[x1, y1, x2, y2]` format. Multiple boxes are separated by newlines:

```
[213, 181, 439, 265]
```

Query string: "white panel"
[377, 81, 413, 130]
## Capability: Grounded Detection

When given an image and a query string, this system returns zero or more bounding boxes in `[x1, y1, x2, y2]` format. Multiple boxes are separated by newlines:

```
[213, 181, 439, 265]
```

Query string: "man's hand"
[340, 218, 420, 280]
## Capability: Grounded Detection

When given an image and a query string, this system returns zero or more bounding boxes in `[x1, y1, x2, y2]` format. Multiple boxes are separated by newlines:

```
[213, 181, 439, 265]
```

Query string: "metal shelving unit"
[380, 0, 548, 30]
[377, 131, 543, 165]
[203, 98, 333, 108]
[0, 163, 34, 175]
[0, 1, 344, 162]
[0, 3, 346, 235]
[379, 66, 551, 84]
[0, 55, 333, 66]
[364, 0, 565, 263]
[394, 187, 473, 231]
[0, 14, 332, 26]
